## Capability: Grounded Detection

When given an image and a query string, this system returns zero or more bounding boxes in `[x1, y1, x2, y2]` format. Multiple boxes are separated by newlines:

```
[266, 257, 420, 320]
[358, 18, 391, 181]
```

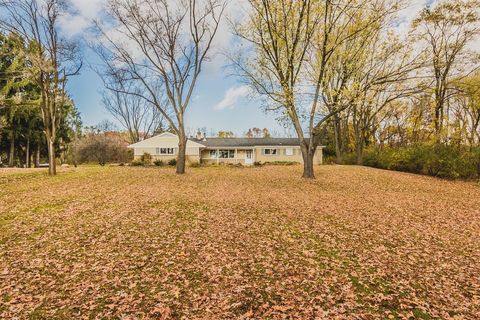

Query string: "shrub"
[141, 153, 153, 166]
[154, 159, 164, 167]
[130, 159, 143, 166]
[264, 161, 298, 166]
[77, 130, 130, 166]
[227, 163, 244, 168]
[168, 158, 177, 166]
[323, 155, 338, 165]
[358, 144, 480, 180]
[341, 153, 358, 165]
[189, 162, 201, 168]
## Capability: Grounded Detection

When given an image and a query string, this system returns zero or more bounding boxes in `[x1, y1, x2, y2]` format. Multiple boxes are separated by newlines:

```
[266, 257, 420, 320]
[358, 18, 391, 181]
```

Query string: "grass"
[0, 165, 479, 319]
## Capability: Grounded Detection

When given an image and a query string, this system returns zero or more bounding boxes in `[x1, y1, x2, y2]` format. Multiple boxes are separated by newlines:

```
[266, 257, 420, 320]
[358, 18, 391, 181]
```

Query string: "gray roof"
[189, 137, 302, 148]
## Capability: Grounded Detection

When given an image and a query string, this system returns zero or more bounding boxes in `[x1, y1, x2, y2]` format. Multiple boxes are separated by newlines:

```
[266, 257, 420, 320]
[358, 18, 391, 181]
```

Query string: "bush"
[341, 153, 358, 165]
[359, 144, 480, 180]
[130, 159, 143, 166]
[263, 161, 298, 166]
[141, 153, 153, 166]
[189, 162, 201, 168]
[323, 155, 338, 165]
[77, 130, 130, 166]
[227, 163, 244, 168]
[168, 158, 177, 166]
[154, 159, 164, 167]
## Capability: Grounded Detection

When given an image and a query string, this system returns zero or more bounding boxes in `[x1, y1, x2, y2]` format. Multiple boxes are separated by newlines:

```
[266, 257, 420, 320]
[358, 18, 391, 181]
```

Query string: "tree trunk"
[8, 133, 15, 167]
[356, 138, 364, 165]
[356, 147, 363, 165]
[300, 142, 315, 179]
[73, 141, 78, 168]
[434, 91, 445, 142]
[46, 132, 57, 175]
[35, 145, 40, 168]
[26, 137, 30, 168]
[333, 116, 343, 164]
[176, 132, 187, 175]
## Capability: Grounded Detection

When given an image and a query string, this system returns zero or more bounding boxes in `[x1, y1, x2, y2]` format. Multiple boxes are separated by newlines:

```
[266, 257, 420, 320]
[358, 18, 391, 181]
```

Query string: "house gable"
[128, 132, 206, 149]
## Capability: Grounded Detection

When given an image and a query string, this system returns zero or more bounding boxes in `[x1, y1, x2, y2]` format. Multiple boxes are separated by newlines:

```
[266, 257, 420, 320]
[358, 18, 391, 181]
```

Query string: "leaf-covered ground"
[0, 165, 479, 319]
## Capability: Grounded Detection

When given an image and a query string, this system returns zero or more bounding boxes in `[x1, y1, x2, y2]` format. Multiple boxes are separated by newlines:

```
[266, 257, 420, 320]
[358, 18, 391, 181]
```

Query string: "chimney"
[196, 131, 202, 140]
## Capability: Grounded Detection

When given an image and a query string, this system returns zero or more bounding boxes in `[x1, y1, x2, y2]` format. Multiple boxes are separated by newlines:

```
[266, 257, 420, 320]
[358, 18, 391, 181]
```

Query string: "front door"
[245, 150, 253, 165]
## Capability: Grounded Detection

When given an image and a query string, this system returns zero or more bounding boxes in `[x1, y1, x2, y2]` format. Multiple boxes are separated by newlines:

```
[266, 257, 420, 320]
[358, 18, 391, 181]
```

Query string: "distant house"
[128, 132, 324, 165]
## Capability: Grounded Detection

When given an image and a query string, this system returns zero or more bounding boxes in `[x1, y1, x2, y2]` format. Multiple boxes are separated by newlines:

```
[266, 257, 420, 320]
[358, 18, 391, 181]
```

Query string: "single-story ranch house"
[128, 132, 324, 166]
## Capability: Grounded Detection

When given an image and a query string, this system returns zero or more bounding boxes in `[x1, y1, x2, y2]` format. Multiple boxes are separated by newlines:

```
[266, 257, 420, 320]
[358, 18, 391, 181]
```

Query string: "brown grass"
[0, 165, 479, 319]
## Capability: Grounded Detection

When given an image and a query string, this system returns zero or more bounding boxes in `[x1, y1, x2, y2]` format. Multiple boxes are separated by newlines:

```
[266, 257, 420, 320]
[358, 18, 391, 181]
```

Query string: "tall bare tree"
[102, 81, 165, 144]
[0, 0, 82, 175]
[97, 0, 226, 174]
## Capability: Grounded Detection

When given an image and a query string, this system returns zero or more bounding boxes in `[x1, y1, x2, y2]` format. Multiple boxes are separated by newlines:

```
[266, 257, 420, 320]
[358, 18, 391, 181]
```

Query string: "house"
[127, 132, 324, 166]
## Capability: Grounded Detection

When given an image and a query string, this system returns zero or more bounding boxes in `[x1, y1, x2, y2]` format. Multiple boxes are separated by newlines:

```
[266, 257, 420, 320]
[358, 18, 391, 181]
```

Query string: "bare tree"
[96, 0, 226, 174]
[0, 0, 82, 175]
[101, 80, 165, 144]
[78, 122, 129, 166]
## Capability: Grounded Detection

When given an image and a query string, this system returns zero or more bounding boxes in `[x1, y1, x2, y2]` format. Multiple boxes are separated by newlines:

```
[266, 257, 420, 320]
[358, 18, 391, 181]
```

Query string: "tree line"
[231, 0, 480, 178]
[0, 0, 81, 173]
[95, 0, 479, 179]
[1, 0, 479, 179]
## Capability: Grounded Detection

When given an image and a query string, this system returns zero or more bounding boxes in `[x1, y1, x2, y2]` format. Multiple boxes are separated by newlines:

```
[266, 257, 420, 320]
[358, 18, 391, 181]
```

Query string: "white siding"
[129, 133, 204, 157]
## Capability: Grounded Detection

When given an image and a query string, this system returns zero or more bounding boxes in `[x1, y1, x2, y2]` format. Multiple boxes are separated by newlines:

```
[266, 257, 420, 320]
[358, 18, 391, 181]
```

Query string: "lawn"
[0, 165, 479, 319]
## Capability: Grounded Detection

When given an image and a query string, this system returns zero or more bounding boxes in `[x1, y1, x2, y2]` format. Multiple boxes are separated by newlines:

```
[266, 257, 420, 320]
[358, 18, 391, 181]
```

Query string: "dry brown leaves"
[0, 165, 479, 319]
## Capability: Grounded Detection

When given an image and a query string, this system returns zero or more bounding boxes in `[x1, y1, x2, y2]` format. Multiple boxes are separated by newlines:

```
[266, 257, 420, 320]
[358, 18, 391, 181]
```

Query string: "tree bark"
[300, 142, 316, 179]
[176, 131, 187, 175]
[354, 124, 365, 165]
[35, 145, 40, 168]
[333, 115, 343, 164]
[73, 139, 78, 168]
[26, 137, 30, 168]
[46, 132, 56, 175]
[356, 142, 364, 165]
[8, 133, 15, 167]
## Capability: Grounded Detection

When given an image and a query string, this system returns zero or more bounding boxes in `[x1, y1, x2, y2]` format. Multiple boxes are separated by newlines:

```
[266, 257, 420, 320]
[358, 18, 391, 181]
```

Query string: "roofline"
[127, 133, 326, 149]
[200, 145, 326, 149]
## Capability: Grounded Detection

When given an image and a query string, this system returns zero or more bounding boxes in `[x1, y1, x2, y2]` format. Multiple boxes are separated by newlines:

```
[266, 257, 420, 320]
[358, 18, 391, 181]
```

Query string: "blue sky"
[63, 0, 435, 137]
[68, 48, 286, 136]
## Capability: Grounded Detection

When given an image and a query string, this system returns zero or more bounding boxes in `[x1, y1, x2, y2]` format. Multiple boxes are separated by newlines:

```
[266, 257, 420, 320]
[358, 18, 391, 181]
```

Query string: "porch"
[200, 148, 255, 166]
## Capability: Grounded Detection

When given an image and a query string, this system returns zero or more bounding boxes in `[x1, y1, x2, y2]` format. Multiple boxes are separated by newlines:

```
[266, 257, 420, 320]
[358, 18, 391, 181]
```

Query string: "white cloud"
[59, 0, 106, 37]
[395, 0, 437, 36]
[214, 85, 250, 110]
[70, 0, 106, 18]
[202, 0, 250, 75]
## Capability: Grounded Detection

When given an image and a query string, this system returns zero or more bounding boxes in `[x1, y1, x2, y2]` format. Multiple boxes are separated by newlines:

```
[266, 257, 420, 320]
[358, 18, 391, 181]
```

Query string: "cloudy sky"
[63, 0, 437, 136]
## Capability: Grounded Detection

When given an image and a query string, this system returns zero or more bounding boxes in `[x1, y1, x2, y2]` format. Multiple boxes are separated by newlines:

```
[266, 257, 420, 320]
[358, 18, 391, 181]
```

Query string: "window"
[210, 150, 235, 158]
[285, 148, 294, 156]
[156, 148, 175, 155]
[263, 148, 278, 155]
[219, 150, 235, 158]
